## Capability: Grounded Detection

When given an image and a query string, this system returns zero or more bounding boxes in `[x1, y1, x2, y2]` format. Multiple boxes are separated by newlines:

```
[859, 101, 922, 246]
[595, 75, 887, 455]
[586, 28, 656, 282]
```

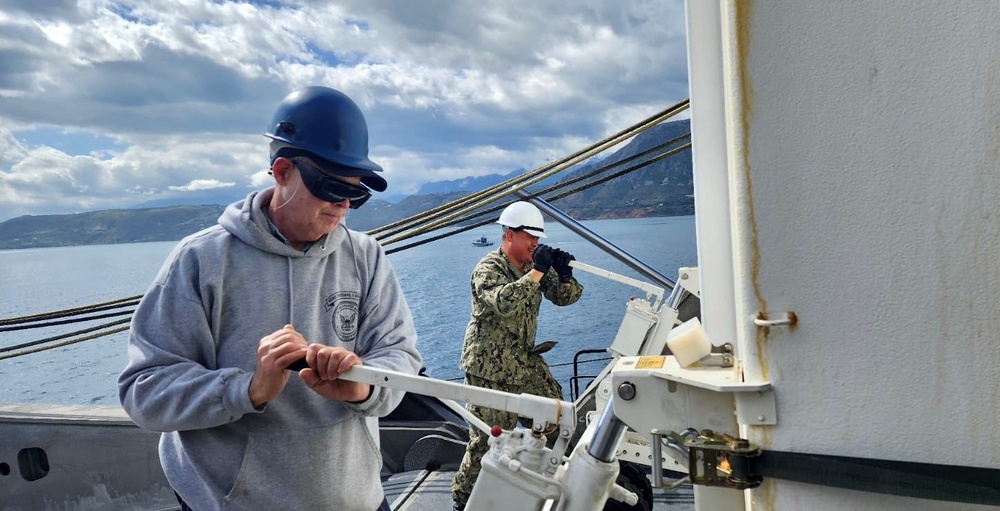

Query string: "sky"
[0, 0, 690, 223]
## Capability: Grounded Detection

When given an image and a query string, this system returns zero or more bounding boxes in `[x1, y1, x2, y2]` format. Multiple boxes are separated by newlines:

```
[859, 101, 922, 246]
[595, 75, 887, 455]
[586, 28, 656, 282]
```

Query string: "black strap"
[509, 225, 544, 233]
[754, 450, 1000, 506]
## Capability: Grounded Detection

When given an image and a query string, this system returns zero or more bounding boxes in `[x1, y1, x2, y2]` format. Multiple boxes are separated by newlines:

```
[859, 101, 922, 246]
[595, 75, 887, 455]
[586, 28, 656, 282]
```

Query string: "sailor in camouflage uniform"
[451, 201, 583, 510]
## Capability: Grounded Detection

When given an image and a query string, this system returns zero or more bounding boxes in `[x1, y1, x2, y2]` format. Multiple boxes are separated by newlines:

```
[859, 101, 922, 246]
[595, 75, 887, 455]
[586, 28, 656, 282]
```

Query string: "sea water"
[0, 216, 696, 405]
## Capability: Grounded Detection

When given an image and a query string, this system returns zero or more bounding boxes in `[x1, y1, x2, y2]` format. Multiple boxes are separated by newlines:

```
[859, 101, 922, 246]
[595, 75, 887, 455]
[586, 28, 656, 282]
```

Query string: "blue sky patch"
[303, 42, 365, 67]
[16, 127, 127, 157]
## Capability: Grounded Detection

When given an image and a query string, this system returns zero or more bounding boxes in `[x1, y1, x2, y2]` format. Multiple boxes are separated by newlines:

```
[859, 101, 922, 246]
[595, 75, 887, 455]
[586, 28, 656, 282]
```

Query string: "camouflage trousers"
[451, 371, 563, 506]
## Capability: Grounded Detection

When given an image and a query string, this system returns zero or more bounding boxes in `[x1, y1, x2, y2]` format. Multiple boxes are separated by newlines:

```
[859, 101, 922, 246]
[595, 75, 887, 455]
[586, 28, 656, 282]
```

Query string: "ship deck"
[1, 401, 695, 511]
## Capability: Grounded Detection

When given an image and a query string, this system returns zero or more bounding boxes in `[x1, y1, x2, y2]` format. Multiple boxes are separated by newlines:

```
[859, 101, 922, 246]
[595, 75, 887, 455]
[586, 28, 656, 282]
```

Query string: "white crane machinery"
[336, 248, 1000, 510]
[334, 258, 774, 511]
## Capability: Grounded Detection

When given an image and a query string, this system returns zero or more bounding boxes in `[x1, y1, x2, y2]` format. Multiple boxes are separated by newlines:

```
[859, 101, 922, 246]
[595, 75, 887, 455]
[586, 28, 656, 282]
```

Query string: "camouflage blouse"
[459, 248, 583, 387]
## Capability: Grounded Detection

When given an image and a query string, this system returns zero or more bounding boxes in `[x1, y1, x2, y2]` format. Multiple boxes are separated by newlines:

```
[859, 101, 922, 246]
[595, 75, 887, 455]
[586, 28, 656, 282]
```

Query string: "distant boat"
[472, 236, 493, 247]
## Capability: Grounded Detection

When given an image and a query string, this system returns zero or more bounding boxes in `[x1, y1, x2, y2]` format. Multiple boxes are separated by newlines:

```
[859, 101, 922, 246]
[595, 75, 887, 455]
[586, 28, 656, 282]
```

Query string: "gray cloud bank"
[0, 0, 688, 222]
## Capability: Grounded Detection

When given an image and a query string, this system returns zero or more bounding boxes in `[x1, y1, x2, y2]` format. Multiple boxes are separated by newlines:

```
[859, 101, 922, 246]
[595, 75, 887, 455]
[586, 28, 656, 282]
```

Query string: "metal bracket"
[699, 353, 734, 367]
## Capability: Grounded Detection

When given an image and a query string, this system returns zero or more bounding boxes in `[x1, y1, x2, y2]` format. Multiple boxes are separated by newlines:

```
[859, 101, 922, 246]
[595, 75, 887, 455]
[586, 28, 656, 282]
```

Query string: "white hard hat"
[497, 201, 546, 238]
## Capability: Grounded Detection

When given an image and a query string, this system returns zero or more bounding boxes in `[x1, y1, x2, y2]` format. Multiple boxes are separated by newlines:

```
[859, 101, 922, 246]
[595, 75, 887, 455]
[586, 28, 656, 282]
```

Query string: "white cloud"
[0, 0, 689, 222]
[168, 179, 236, 192]
[0, 127, 29, 166]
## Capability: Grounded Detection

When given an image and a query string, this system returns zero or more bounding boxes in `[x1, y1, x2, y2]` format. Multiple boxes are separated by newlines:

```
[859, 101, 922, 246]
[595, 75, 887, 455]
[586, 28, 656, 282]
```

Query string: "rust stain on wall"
[755, 478, 777, 511]
[733, 0, 769, 382]
[749, 423, 775, 509]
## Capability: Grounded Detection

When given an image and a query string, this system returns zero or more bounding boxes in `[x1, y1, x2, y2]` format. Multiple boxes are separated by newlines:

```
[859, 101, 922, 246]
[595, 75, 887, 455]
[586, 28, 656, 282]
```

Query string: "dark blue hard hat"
[263, 86, 387, 192]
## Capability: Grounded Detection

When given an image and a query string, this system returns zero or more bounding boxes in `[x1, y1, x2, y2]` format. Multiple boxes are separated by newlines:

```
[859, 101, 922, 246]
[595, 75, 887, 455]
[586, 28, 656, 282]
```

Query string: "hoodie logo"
[324, 291, 360, 343]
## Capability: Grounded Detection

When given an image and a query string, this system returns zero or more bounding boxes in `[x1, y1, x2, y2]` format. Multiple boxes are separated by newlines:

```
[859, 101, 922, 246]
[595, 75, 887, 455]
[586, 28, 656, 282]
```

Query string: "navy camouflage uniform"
[451, 248, 583, 506]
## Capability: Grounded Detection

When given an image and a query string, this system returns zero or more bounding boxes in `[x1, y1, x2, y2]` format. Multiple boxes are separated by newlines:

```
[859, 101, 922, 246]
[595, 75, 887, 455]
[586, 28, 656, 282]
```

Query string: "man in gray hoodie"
[118, 86, 422, 511]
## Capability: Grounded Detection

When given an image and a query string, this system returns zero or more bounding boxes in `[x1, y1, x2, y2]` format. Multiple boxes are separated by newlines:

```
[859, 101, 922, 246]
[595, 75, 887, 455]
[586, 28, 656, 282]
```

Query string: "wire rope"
[0, 102, 691, 363]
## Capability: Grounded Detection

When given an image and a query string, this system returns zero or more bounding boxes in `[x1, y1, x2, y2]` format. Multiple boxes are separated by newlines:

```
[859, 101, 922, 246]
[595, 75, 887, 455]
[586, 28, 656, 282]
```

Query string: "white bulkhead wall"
[687, 2, 1000, 511]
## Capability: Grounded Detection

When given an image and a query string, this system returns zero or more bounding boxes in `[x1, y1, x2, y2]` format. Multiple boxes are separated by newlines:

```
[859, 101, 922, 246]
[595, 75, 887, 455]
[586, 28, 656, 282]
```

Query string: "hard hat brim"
[332, 164, 387, 193]
[496, 220, 547, 239]
[267, 143, 388, 192]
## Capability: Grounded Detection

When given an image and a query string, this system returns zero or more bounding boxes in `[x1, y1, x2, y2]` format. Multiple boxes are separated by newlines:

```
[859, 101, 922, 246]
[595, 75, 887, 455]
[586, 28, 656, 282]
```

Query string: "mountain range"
[0, 120, 692, 250]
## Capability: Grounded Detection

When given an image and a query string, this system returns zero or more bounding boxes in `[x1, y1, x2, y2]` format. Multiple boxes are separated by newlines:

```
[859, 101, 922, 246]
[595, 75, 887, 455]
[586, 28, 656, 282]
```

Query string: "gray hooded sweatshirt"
[118, 190, 422, 511]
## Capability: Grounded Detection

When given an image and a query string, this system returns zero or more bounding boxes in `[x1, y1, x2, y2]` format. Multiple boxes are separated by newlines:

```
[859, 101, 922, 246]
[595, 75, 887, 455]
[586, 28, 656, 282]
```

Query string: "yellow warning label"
[635, 356, 666, 369]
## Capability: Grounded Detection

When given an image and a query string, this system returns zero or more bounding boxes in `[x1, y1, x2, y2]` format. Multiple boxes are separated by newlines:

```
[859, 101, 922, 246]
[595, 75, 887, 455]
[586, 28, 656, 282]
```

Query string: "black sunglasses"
[292, 158, 372, 209]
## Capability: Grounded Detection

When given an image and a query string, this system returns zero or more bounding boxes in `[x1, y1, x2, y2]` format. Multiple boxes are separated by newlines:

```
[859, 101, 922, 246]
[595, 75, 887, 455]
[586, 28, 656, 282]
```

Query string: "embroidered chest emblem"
[324, 291, 360, 343]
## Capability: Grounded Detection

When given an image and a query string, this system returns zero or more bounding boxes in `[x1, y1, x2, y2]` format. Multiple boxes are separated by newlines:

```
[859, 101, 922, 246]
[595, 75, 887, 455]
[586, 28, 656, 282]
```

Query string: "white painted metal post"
[683, 0, 745, 510]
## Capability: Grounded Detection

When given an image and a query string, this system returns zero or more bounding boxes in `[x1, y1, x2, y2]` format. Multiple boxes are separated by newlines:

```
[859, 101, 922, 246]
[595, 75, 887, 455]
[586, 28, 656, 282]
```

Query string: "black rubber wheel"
[618, 460, 654, 506]
[602, 461, 654, 511]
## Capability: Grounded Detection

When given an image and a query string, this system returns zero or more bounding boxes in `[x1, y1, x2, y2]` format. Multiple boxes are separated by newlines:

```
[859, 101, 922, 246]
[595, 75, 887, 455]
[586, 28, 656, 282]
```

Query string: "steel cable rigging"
[0, 99, 691, 361]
